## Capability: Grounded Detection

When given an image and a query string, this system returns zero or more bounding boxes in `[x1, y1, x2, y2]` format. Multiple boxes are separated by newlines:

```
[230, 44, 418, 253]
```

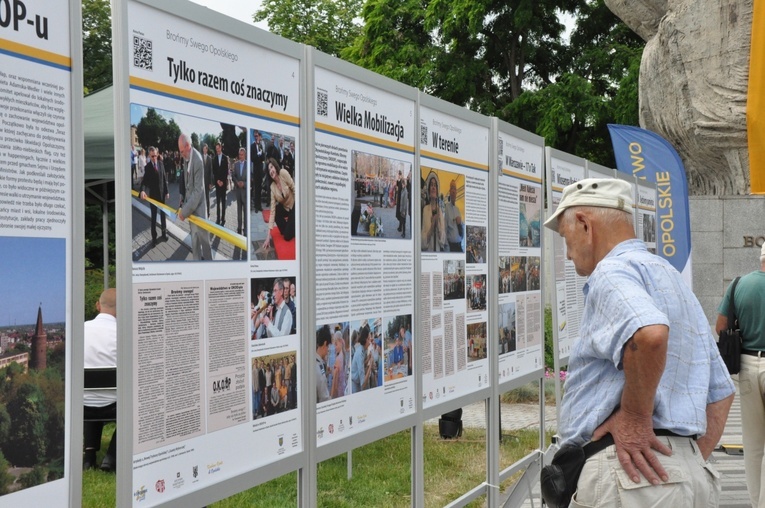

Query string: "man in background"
[316, 326, 331, 403]
[232, 147, 248, 235]
[83, 288, 118, 472]
[716, 243, 765, 508]
[139, 146, 169, 247]
[202, 144, 213, 216]
[212, 141, 229, 226]
[444, 179, 463, 252]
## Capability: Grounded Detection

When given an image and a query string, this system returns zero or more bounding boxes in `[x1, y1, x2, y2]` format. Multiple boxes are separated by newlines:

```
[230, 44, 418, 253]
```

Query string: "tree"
[135, 109, 181, 154]
[0, 451, 12, 495]
[3, 383, 48, 466]
[82, 0, 112, 94]
[254, 0, 363, 57]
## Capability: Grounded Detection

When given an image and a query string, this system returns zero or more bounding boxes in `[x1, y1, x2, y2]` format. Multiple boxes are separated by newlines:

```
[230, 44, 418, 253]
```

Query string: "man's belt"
[582, 429, 696, 460]
[742, 349, 765, 357]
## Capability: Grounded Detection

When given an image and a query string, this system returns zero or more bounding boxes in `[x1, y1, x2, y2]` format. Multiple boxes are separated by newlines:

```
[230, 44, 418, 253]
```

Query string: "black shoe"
[152, 238, 157, 247]
[83, 450, 97, 471]
[160, 233, 167, 242]
[100, 454, 116, 473]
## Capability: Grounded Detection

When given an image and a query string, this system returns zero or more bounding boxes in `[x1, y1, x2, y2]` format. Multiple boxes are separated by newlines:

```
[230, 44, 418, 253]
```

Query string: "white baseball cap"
[544, 178, 633, 232]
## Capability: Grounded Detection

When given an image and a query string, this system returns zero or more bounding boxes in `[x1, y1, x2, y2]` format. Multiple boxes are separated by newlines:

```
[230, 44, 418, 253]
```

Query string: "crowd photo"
[251, 277, 297, 339]
[349, 319, 383, 393]
[250, 129, 297, 261]
[466, 322, 488, 361]
[130, 104, 248, 261]
[498, 302, 517, 355]
[466, 274, 487, 311]
[443, 260, 466, 301]
[315, 322, 351, 403]
[384, 315, 413, 380]
[350, 151, 412, 239]
[465, 226, 486, 263]
[251, 352, 297, 419]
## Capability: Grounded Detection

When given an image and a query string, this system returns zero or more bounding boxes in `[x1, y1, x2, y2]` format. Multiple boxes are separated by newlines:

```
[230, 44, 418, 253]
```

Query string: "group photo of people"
[642, 212, 656, 245]
[129, 104, 248, 261]
[518, 184, 541, 248]
[250, 129, 297, 261]
[250, 277, 297, 339]
[349, 319, 383, 394]
[443, 260, 466, 301]
[498, 302, 517, 355]
[420, 168, 465, 252]
[466, 274, 487, 311]
[251, 352, 297, 420]
[350, 151, 412, 239]
[315, 322, 351, 403]
[466, 322, 488, 361]
[383, 315, 413, 380]
[465, 226, 486, 263]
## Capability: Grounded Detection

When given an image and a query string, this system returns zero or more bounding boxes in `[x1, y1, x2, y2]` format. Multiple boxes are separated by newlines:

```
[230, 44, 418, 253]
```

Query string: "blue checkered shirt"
[559, 239, 735, 446]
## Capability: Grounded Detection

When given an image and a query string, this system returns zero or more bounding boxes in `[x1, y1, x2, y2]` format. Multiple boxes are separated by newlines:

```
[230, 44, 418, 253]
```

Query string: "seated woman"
[263, 158, 295, 250]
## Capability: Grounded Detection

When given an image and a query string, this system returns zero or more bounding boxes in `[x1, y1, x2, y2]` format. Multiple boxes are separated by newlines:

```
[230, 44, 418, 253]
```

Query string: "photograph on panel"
[519, 183, 541, 247]
[0, 237, 66, 493]
[250, 130, 297, 261]
[383, 314, 413, 380]
[498, 302, 517, 355]
[511, 256, 528, 293]
[251, 350, 297, 419]
[466, 225, 486, 263]
[349, 318, 383, 393]
[250, 276, 297, 339]
[642, 213, 656, 245]
[466, 274, 487, 311]
[420, 167, 465, 252]
[466, 321, 488, 361]
[350, 150, 412, 239]
[315, 322, 351, 403]
[130, 104, 248, 261]
[527, 256, 541, 291]
[443, 259, 465, 301]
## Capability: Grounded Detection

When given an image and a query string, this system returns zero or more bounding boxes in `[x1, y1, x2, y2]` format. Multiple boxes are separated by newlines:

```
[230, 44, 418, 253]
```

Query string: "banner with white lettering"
[607, 124, 692, 286]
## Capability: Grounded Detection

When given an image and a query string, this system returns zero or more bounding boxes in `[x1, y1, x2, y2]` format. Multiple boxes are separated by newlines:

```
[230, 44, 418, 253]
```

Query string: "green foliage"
[19, 465, 48, 489]
[254, 0, 363, 57]
[0, 450, 10, 494]
[4, 382, 48, 466]
[84, 200, 116, 270]
[82, 0, 112, 94]
[544, 305, 554, 370]
[85, 269, 116, 321]
[0, 405, 10, 445]
[134, 108, 182, 154]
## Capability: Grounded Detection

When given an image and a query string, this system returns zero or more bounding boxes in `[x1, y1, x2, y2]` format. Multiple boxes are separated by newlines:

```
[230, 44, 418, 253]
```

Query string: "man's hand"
[178, 209, 185, 221]
[140, 191, 147, 200]
[592, 408, 672, 485]
[217, 180, 224, 187]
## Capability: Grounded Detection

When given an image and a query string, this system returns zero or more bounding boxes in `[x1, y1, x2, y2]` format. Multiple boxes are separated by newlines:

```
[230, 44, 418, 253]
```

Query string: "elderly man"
[178, 134, 212, 260]
[543, 178, 734, 507]
[716, 243, 765, 507]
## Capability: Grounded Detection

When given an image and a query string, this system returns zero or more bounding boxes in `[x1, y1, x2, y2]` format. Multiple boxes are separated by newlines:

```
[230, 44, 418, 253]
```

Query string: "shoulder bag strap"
[728, 276, 741, 329]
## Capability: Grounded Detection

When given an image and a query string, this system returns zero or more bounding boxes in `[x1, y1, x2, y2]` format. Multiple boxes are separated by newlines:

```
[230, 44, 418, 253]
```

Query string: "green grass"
[83, 424, 546, 507]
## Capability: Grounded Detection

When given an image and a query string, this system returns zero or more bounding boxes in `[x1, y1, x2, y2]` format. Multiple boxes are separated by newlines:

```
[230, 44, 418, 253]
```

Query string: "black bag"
[540, 444, 586, 508]
[718, 276, 742, 375]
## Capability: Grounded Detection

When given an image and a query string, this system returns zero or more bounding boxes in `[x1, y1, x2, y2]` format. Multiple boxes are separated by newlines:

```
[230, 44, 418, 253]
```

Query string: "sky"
[0, 237, 66, 325]
[189, 0, 267, 29]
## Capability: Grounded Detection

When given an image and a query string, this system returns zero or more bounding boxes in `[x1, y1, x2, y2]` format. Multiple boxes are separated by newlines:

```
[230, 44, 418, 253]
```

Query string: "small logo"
[155, 479, 165, 493]
[134, 485, 147, 502]
[317, 427, 324, 439]
[328, 424, 334, 434]
[349, 416, 353, 425]
[193, 466, 198, 478]
[279, 436, 284, 446]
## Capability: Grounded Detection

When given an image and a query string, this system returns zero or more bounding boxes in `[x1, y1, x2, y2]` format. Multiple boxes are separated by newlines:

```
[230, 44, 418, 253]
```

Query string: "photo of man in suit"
[202, 144, 213, 216]
[178, 133, 212, 260]
[139, 146, 169, 247]
[232, 147, 248, 235]
[212, 141, 229, 226]
[251, 130, 265, 213]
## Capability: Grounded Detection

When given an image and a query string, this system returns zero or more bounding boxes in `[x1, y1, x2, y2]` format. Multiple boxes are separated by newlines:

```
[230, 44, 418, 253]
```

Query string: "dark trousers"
[84, 403, 117, 457]
[149, 203, 166, 240]
[216, 186, 227, 223]
[252, 168, 263, 211]
[236, 192, 246, 233]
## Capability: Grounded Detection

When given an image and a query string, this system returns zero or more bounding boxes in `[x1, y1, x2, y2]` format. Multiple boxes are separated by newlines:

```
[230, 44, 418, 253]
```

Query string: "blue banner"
[607, 124, 691, 276]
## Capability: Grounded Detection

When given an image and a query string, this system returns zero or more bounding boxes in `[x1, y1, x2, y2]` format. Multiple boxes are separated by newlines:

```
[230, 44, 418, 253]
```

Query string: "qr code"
[317, 90, 328, 117]
[420, 124, 428, 145]
[133, 36, 153, 70]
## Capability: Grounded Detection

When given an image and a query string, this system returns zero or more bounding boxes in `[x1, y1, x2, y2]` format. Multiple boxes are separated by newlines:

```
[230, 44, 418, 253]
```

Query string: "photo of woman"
[262, 157, 295, 251]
